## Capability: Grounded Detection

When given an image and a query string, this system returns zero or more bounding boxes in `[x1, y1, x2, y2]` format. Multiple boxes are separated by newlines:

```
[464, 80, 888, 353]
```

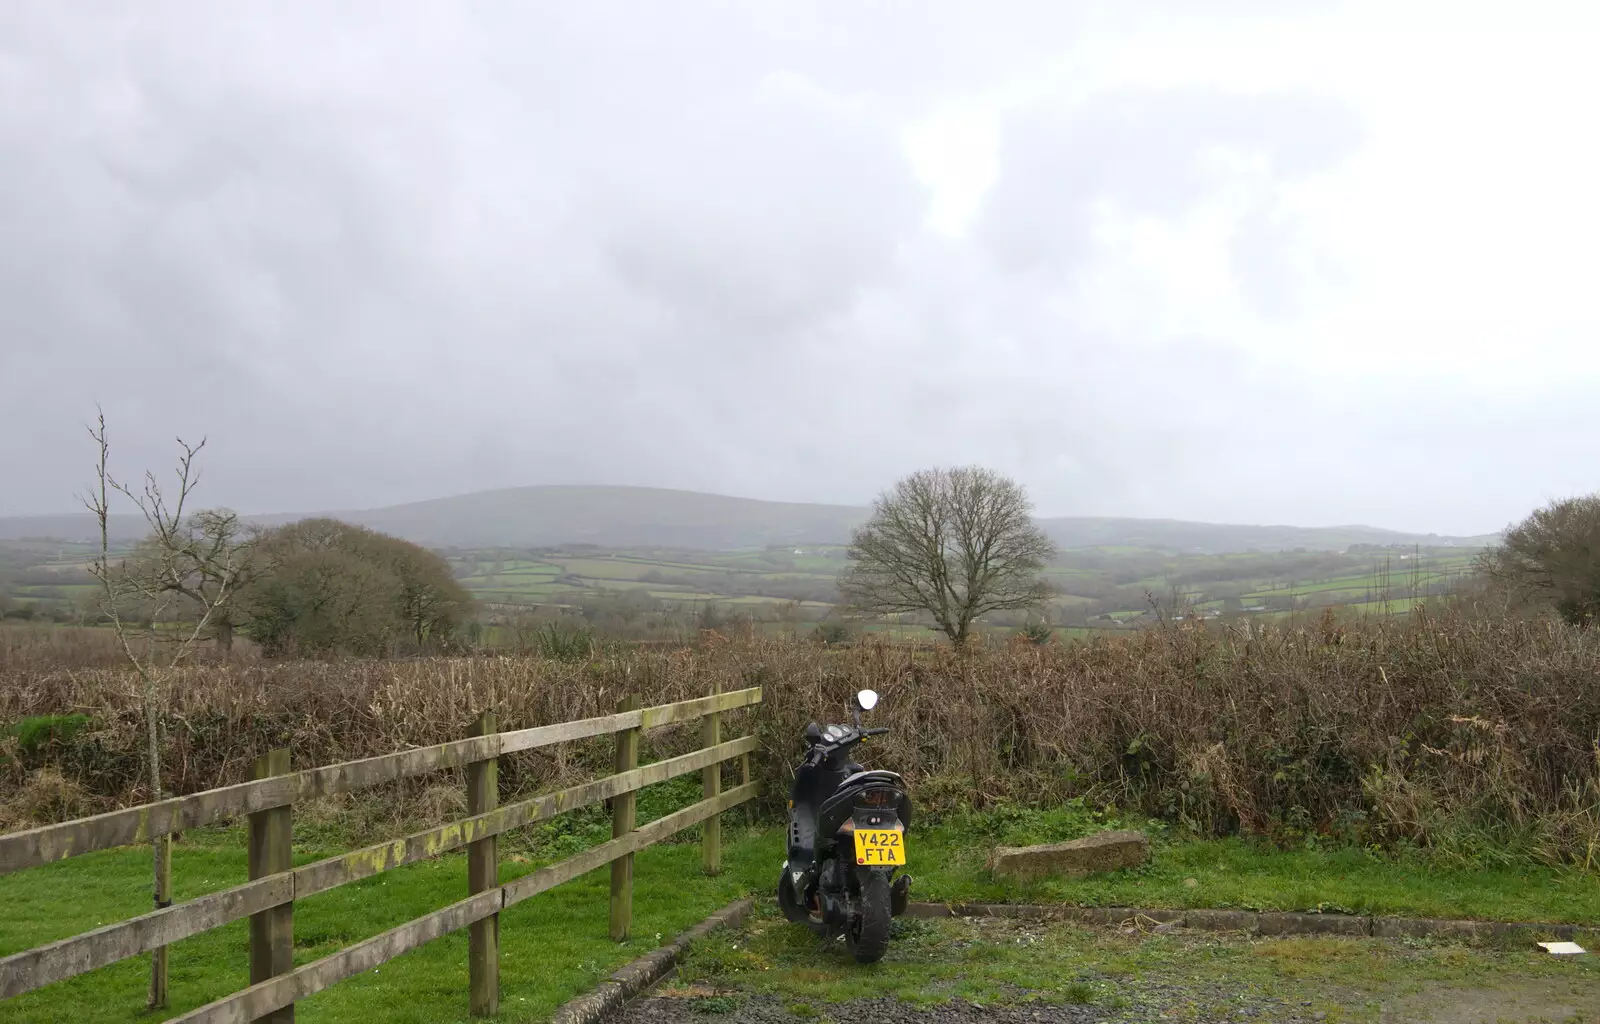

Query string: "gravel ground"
[610, 913, 1598, 1024]
[619, 991, 1328, 1023]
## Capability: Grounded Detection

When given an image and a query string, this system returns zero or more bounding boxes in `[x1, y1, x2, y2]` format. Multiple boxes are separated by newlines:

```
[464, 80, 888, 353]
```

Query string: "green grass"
[5, 810, 1599, 1022]
[900, 806, 1600, 924]
[0, 825, 771, 1024]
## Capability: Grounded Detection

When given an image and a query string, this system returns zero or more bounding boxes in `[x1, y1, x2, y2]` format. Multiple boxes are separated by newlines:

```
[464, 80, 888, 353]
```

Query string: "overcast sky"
[3, 2, 1597, 535]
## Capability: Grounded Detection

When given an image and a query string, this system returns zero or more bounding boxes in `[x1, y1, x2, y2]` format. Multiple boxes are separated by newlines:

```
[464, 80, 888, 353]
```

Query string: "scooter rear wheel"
[846, 871, 891, 964]
[777, 869, 826, 935]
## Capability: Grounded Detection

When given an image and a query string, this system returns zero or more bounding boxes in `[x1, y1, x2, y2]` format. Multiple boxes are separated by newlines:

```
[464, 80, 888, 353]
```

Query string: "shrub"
[0, 767, 93, 828]
[813, 622, 852, 645]
[242, 518, 473, 656]
[5, 609, 1600, 870]
[532, 622, 594, 663]
[1019, 621, 1053, 645]
[7, 713, 91, 755]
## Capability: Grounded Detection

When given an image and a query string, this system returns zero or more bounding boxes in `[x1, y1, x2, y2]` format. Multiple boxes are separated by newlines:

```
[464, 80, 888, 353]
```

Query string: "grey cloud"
[980, 89, 1364, 299]
[0, 2, 1579, 536]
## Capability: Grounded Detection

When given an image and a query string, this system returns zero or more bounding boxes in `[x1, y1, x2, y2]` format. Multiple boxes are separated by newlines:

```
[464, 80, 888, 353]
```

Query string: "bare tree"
[123, 507, 264, 653]
[83, 411, 246, 1010]
[1477, 495, 1600, 625]
[839, 466, 1056, 648]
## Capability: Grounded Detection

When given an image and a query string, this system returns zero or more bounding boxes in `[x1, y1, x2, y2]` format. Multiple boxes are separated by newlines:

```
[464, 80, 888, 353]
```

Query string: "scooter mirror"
[855, 689, 879, 711]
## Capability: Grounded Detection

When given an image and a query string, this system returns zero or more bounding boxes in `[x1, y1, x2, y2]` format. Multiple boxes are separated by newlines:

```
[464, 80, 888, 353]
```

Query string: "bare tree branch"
[79, 413, 249, 1009]
[839, 466, 1056, 647]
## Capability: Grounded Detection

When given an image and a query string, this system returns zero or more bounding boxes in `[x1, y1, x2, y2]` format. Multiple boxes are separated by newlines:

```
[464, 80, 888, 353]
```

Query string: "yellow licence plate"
[853, 828, 906, 866]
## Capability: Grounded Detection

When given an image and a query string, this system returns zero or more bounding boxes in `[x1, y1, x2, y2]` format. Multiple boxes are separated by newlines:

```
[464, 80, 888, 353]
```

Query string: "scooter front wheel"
[846, 870, 891, 964]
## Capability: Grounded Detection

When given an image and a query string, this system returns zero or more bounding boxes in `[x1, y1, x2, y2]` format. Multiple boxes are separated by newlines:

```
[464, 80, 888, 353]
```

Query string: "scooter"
[777, 688, 912, 964]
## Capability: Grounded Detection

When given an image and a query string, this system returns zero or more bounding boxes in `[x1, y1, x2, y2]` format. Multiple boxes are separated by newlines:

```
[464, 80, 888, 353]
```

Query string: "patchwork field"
[0, 532, 1481, 636]
[443, 544, 1480, 631]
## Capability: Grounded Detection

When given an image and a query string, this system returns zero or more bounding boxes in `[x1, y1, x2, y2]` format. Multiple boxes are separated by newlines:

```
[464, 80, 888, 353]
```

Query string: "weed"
[530, 622, 594, 662]
[1, 766, 93, 827]
[7, 714, 91, 755]
[1019, 622, 1053, 645]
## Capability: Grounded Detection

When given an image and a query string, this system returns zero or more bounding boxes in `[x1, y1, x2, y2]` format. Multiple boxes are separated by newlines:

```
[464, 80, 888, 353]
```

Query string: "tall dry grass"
[0, 623, 132, 672]
[0, 622, 256, 672]
[3, 610, 1598, 868]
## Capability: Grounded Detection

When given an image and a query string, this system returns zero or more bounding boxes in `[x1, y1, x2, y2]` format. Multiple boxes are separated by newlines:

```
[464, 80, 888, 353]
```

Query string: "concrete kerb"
[552, 898, 753, 1024]
[906, 902, 1598, 945]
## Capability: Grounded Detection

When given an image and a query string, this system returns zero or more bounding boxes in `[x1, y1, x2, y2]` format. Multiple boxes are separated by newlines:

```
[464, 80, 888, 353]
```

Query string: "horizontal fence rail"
[0, 735, 758, 999]
[0, 687, 760, 875]
[0, 686, 762, 1020]
[170, 783, 759, 1024]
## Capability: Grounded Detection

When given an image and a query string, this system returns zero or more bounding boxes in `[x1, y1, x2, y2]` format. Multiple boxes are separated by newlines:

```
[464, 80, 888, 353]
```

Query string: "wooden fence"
[0, 685, 761, 1021]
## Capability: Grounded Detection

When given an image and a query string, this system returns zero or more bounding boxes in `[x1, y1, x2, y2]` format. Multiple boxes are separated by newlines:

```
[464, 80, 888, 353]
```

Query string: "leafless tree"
[839, 466, 1056, 648]
[83, 411, 246, 1009]
[1477, 494, 1600, 625]
[122, 507, 265, 652]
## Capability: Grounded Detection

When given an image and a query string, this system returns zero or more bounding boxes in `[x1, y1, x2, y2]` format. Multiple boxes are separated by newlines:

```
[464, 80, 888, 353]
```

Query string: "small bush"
[1063, 981, 1096, 1004]
[3, 767, 93, 826]
[690, 995, 742, 1014]
[1019, 622, 1053, 645]
[8, 713, 91, 755]
[812, 622, 852, 645]
[532, 623, 595, 663]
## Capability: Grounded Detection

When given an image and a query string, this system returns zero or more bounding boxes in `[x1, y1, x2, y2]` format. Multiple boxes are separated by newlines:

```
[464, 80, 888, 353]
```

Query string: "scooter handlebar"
[804, 725, 890, 762]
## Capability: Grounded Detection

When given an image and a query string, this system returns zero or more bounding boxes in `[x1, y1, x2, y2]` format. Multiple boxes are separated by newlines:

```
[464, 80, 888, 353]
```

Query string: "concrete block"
[988, 830, 1150, 882]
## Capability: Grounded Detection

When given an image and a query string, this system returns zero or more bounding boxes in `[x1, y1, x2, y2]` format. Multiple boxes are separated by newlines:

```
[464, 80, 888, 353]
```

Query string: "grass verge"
[4, 812, 1599, 1022]
[903, 805, 1600, 924]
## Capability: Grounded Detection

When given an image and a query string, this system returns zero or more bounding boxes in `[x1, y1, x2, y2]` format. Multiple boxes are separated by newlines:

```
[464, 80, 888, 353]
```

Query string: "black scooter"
[777, 688, 912, 963]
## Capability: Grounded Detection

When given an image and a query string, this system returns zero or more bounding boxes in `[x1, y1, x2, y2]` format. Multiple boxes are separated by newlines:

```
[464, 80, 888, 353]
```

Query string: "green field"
[0, 532, 1483, 637]
[438, 543, 1483, 635]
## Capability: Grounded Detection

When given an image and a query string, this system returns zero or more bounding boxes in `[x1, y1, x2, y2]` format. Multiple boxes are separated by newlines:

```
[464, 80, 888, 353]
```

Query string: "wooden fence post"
[740, 751, 753, 826]
[467, 711, 500, 1017]
[609, 695, 639, 941]
[149, 807, 172, 1009]
[702, 684, 722, 875]
[248, 748, 293, 1024]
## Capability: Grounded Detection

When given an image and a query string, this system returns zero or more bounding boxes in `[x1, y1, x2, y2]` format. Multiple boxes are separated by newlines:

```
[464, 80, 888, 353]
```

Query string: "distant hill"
[0, 485, 1494, 553]
[349, 486, 865, 550]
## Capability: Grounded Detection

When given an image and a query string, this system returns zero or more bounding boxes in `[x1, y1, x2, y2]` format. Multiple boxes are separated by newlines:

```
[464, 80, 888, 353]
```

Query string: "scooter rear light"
[857, 789, 897, 807]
